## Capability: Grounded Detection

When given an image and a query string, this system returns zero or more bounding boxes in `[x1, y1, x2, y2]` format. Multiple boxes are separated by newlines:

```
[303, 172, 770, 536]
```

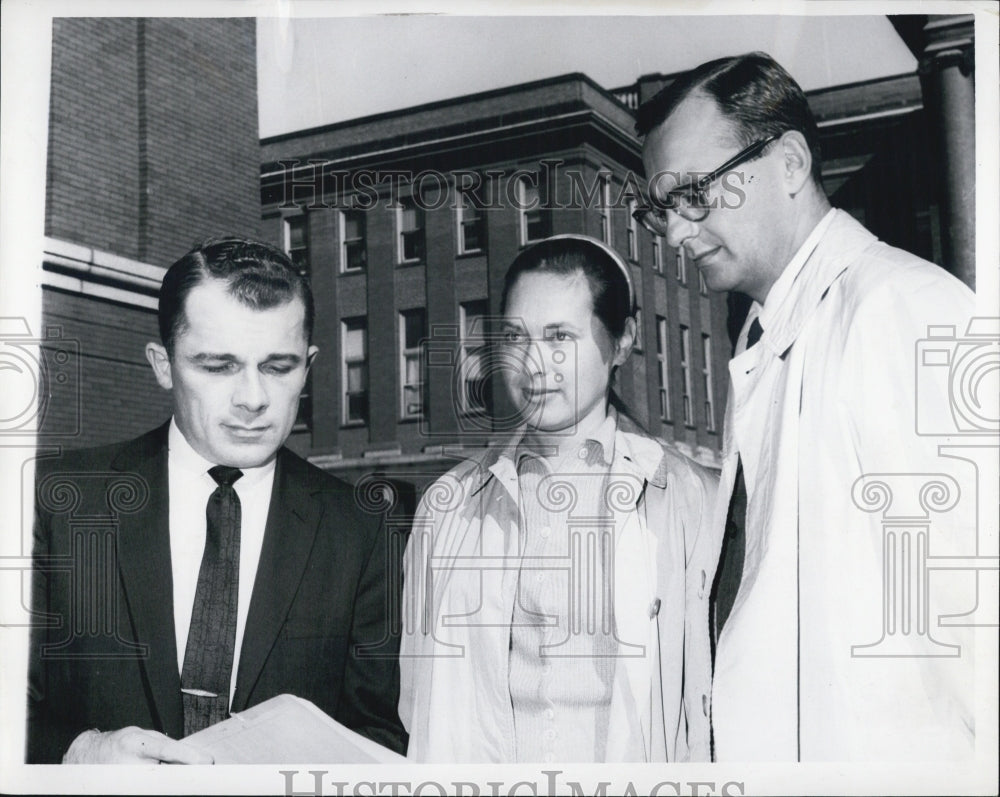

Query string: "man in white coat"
[635, 52, 986, 761]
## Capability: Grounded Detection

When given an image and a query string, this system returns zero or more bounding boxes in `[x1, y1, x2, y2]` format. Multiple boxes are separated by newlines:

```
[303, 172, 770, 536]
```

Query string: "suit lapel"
[111, 422, 184, 737]
[232, 448, 323, 711]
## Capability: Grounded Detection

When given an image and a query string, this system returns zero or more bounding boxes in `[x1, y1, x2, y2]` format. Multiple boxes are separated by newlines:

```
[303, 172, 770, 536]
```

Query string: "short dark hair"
[501, 235, 634, 340]
[158, 236, 314, 355]
[636, 52, 823, 185]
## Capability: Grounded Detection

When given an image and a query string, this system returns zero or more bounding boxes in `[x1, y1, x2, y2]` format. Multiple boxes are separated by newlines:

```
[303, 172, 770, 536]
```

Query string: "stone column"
[919, 15, 976, 290]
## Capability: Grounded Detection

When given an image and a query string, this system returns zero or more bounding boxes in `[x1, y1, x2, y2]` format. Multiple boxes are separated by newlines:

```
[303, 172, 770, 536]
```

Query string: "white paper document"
[183, 694, 405, 764]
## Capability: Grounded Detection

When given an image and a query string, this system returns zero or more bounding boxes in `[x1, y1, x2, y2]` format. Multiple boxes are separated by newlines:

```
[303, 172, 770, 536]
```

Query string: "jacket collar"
[468, 411, 669, 498]
[109, 421, 184, 737]
[751, 209, 876, 359]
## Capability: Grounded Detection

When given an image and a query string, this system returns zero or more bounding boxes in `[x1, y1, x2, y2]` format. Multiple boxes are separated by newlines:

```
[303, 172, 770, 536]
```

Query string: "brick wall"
[46, 17, 260, 266]
[43, 17, 261, 449]
[39, 289, 172, 447]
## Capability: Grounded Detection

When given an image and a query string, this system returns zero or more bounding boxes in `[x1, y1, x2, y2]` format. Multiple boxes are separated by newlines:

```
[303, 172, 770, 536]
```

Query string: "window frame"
[458, 300, 489, 415]
[679, 324, 693, 426]
[399, 308, 427, 420]
[702, 333, 716, 432]
[283, 214, 309, 274]
[397, 198, 426, 265]
[456, 190, 486, 255]
[676, 246, 688, 285]
[656, 316, 671, 422]
[626, 197, 638, 261]
[340, 209, 367, 273]
[598, 171, 613, 245]
[518, 175, 547, 246]
[341, 317, 368, 426]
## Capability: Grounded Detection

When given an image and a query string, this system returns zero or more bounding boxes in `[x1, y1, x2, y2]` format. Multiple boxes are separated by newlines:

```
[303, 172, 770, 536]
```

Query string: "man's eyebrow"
[261, 353, 303, 365]
[543, 321, 582, 332]
[188, 352, 239, 362]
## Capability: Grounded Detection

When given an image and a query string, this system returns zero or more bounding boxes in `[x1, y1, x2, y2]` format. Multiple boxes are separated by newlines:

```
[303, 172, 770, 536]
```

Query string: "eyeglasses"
[634, 133, 781, 235]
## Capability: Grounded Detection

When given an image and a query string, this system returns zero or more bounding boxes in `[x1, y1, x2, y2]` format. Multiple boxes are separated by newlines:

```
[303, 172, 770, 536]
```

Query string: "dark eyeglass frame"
[634, 133, 782, 234]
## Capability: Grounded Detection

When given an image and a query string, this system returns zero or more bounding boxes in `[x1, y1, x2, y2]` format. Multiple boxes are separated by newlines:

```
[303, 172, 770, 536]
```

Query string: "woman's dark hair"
[501, 235, 635, 338]
[158, 236, 314, 356]
[636, 51, 823, 186]
[500, 234, 645, 429]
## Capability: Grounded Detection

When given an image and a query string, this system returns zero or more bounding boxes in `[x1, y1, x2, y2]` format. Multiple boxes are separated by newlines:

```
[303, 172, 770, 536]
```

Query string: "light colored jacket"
[712, 209, 981, 760]
[399, 420, 720, 762]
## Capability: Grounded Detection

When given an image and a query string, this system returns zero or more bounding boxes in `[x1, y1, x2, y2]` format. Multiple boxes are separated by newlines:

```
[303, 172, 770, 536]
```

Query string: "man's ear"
[613, 317, 637, 367]
[780, 131, 813, 196]
[145, 342, 173, 390]
[305, 345, 319, 372]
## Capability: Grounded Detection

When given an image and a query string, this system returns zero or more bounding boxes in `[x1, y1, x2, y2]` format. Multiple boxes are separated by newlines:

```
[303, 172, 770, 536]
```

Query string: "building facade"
[39, 17, 261, 447]
[260, 73, 731, 491]
[37, 19, 964, 494]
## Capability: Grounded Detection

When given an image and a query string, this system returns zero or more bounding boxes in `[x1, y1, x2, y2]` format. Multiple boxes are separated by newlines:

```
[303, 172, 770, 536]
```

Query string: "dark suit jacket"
[27, 423, 406, 762]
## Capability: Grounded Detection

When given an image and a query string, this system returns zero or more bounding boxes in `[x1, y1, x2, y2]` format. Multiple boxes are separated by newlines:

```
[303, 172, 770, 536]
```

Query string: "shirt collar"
[514, 406, 619, 470]
[167, 417, 276, 487]
[757, 207, 837, 332]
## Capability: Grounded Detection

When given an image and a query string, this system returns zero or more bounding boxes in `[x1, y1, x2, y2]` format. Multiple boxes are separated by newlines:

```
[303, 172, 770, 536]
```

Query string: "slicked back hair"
[158, 236, 315, 356]
[636, 52, 823, 186]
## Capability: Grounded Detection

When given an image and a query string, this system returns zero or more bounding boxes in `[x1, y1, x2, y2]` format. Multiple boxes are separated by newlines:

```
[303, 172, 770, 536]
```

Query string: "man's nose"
[233, 368, 268, 413]
[664, 210, 699, 251]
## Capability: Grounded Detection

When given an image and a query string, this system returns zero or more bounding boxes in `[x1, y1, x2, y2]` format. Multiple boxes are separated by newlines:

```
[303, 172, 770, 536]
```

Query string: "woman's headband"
[542, 233, 636, 315]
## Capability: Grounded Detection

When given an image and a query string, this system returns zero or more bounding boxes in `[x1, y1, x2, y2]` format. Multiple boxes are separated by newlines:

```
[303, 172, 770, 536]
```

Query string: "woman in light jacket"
[399, 234, 720, 763]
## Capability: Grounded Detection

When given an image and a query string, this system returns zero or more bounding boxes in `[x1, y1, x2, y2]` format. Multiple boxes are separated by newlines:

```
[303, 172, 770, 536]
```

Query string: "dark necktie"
[711, 317, 763, 647]
[181, 465, 243, 736]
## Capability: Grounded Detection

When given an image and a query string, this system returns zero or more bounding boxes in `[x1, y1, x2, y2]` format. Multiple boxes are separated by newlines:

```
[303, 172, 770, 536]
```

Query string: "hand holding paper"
[182, 694, 406, 764]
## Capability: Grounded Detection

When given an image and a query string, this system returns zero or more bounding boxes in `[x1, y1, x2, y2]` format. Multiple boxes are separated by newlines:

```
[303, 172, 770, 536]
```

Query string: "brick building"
[260, 73, 731, 491]
[259, 66, 952, 492]
[38, 18, 966, 498]
[39, 17, 260, 447]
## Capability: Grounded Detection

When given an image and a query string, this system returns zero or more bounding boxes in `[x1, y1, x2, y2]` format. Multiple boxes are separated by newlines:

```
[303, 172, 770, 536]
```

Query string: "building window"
[656, 316, 670, 421]
[400, 308, 426, 419]
[632, 307, 643, 352]
[626, 197, 638, 261]
[457, 191, 486, 254]
[598, 173, 613, 244]
[284, 215, 308, 273]
[342, 318, 368, 426]
[680, 325, 693, 426]
[702, 333, 716, 432]
[459, 300, 489, 414]
[340, 210, 366, 272]
[398, 199, 425, 264]
[652, 235, 663, 274]
[699, 270, 709, 296]
[518, 176, 547, 245]
[676, 247, 687, 285]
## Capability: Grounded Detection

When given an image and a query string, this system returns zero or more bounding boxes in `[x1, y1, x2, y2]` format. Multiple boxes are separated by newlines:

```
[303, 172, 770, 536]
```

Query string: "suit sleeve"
[837, 268, 977, 758]
[335, 510, 409, 755]
[26, 473, 87, 763]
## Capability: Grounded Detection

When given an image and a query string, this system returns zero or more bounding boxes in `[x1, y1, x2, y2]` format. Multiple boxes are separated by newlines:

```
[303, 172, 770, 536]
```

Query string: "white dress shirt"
[167, 419, 275, 706]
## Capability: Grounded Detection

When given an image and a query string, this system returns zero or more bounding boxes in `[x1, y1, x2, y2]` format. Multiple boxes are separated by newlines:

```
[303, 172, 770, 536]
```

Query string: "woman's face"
[501, 269, 628, 438]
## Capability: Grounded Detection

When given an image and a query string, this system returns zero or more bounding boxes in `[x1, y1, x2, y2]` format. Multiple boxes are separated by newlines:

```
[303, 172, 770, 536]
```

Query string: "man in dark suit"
[28, 238, 405, 763]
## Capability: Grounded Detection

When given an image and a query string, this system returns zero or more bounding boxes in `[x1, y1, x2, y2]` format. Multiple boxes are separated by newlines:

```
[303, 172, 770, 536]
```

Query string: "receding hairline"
[643, 89, 747, 149]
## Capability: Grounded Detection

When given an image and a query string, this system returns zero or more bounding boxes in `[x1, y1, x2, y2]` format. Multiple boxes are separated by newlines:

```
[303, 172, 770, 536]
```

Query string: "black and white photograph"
[1, 1, 997, 794]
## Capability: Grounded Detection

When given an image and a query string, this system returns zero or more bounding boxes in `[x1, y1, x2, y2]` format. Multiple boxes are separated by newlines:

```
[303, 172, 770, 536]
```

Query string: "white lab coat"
[711, 209, 982, 761]
[399, 421, 720, 762]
